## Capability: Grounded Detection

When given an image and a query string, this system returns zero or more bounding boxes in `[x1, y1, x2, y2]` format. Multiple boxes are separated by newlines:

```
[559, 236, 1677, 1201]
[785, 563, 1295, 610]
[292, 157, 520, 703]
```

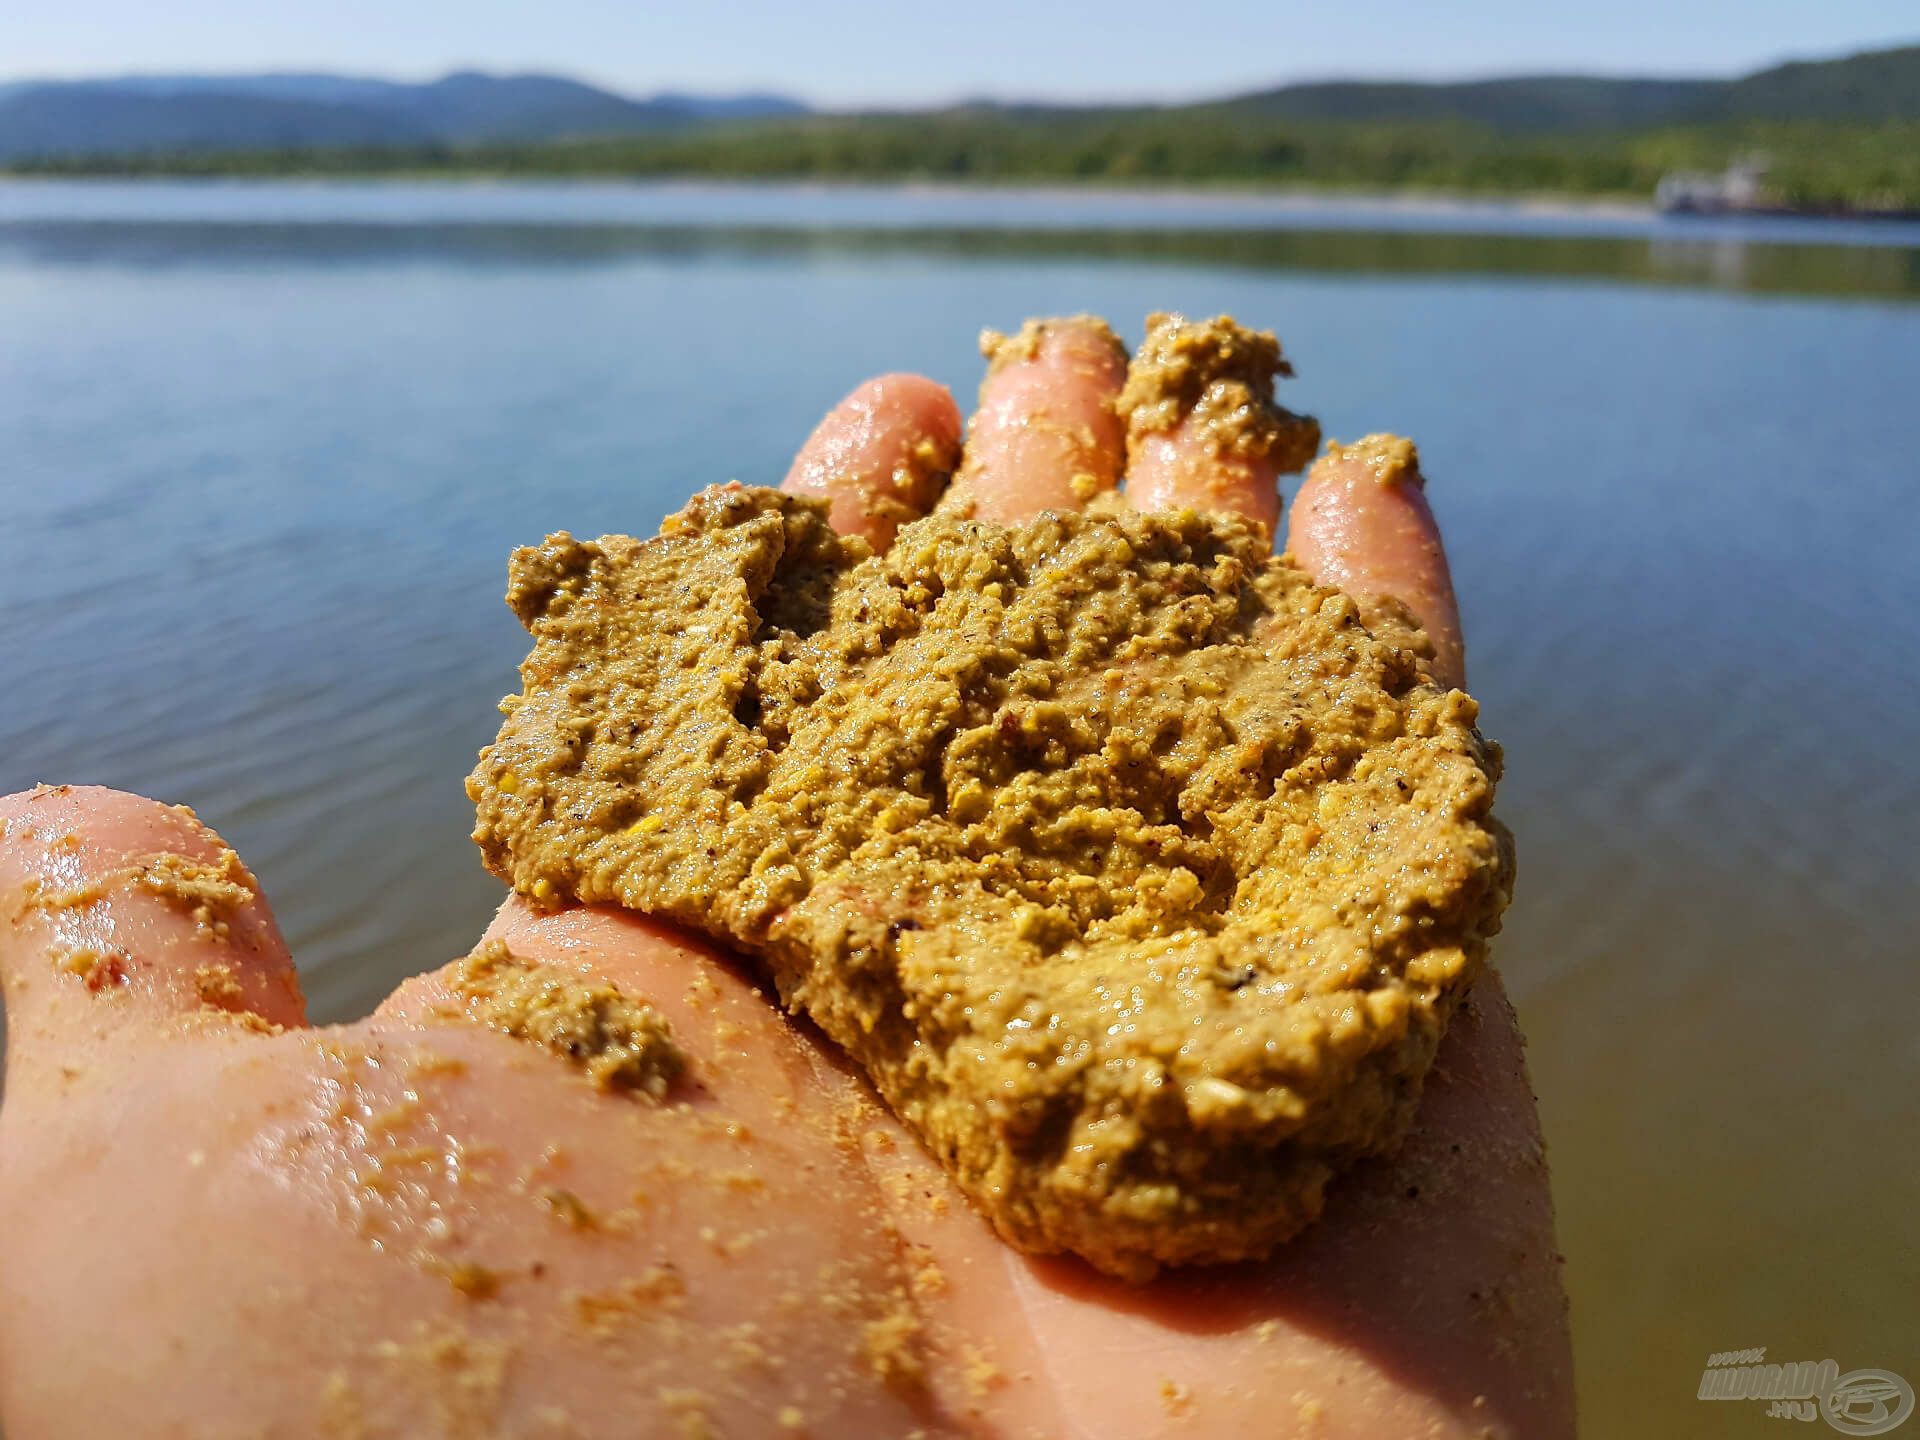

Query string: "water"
[2, 181, 1916, 1436]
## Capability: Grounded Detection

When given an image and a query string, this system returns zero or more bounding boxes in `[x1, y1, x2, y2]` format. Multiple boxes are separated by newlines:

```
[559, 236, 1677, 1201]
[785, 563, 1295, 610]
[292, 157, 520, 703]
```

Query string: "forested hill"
[1202, 43, 1919, 129]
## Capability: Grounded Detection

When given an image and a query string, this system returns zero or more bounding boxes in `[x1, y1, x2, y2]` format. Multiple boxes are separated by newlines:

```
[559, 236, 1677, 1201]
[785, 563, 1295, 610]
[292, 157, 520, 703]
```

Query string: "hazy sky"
[7, 1, 1916, 105]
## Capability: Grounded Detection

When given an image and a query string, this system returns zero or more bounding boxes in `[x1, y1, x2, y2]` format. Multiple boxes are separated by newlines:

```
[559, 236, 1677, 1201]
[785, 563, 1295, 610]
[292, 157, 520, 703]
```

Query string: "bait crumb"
[187, 1007, 284, 1037]
[910, 1256, 948, 1298]
[1326, 432, 1423, 488]
[898, 433, 949, 496]
[128, 848, 255, 937]
[657, 1387, 715, 1440]
[432, 1258, 502, 1300]
[376, 1322, 512, 1433]
[538, 1186, 599, 1230]
[194, 961, 246, 1008]
[570, 1266, 688, 1336]
[22, 874, 105, 916]
[697, 1225, 763, 1259]
[55, 945, 128, 991]
[1118, 311, 1320, 472]
[407, 1050, 469, 1080]
[862, 1298, 925, 1388]
[451, 940, 684, 1096]
[719, 1322, 772, 1372]
[321, 1369, 366, 1439]
[21, 845, 253, 940]
[977, 313, 1119, 382]
[962, 1344, 1004, 1397]
[778, 1405, 807, 1430]
[1160, 1378, 1195, 1415]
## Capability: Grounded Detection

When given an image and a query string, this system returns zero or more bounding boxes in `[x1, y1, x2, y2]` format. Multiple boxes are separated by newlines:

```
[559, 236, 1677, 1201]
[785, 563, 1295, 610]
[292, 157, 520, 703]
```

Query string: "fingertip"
[1286, 437, 1467, 690]
[952, 316, 1128, 523]
[782, 372, 962, 549]
[1125, 423, 1283, 534]
[1, 785, 305, 1087]
[1115, 313, 1319, 537]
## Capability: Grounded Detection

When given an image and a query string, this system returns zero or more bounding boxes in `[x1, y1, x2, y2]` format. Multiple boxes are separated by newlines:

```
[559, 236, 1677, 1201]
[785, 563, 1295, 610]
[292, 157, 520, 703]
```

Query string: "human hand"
[0, 316, 1572, 1438]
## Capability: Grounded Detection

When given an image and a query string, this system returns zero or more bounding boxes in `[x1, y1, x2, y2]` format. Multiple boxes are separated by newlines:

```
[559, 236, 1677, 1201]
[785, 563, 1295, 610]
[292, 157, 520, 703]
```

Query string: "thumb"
[1, 785, 305, 1100]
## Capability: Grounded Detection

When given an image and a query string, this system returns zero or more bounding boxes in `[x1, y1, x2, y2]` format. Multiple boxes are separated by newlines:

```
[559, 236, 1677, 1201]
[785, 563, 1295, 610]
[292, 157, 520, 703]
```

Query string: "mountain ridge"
[0, 70, 811, 158]
[1, 46, 1914, 161]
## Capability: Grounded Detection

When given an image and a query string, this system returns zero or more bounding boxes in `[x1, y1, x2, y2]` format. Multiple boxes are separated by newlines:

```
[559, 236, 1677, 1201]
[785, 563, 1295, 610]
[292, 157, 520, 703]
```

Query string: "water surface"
[2, 181, 1915, 1437]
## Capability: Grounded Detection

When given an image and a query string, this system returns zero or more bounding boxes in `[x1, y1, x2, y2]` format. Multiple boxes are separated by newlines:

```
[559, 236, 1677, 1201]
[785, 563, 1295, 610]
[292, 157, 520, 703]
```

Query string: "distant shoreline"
[6, 172, 1917, 225]
[0, 170, 1674, 224]
[8, 176, 1920, 258]
[0, 169, 1660, 216]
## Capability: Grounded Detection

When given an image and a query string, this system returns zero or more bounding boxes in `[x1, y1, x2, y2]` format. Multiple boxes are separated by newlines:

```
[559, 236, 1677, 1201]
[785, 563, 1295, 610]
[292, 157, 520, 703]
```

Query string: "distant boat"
[1655, 154, 1920, 221]
[1655, 156, 1772, 215]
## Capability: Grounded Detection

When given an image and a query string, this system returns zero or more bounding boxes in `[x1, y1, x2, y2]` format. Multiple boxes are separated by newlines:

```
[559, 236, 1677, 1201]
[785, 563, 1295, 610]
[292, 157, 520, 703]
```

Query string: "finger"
[1, 785, 306, 1095]
[781, 372, 962, 549]
[6, 898, 951, 1438]
[1286, 435, 1467, 689]
[857, 970, 1572, 1439]
[1118, 312, 1321, 535]
[374, 899, 960, 1435]
[943, 316, 1128, 523]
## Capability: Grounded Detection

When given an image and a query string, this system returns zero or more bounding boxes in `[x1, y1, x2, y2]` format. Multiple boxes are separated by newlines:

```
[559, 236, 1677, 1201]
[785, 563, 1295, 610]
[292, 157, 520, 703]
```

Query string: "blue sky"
[7, 0, 1916, 105]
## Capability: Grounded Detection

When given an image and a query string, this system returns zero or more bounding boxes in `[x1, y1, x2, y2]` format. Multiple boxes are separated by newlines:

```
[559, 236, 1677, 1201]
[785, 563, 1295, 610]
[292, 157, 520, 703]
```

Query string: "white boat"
[1655, 156, 1770, 215]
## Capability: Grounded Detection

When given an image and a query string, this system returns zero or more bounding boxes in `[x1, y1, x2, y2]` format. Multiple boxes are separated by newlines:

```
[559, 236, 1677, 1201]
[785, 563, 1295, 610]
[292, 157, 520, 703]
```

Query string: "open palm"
[0, 318, 1571, 1438]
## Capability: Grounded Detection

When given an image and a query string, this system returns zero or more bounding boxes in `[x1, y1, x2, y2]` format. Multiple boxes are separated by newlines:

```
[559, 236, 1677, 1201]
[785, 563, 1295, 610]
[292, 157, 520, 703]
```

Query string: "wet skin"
[0, 316, 1572, 1438]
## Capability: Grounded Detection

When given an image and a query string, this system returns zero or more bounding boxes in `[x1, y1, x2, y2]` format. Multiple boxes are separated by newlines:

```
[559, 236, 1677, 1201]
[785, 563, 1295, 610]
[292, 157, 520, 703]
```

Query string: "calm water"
[2, 181, 1916, 1436]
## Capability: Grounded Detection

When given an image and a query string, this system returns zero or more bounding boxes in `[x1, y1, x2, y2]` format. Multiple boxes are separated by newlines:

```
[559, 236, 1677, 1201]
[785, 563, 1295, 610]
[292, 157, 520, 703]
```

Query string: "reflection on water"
[5, 217, 1919, 303]
[4, 177, 1919, 303]
[6, 176, 1920, 245]
[0, 182, 1915, 1438]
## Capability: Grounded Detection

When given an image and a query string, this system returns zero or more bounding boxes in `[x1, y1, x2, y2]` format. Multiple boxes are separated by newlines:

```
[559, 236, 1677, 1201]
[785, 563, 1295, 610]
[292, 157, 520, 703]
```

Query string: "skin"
[1125, 414, 1285, 538]
[781, 372, 963, 550]
[0, 318, 1572, 1438]
[1288, 444, 1467, 691]
[953, 318, 1130, 523]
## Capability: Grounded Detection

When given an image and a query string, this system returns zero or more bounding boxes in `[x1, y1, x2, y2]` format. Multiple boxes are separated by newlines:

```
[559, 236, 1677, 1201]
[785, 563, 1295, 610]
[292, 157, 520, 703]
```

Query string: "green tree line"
[13, 112, 1920, 211]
